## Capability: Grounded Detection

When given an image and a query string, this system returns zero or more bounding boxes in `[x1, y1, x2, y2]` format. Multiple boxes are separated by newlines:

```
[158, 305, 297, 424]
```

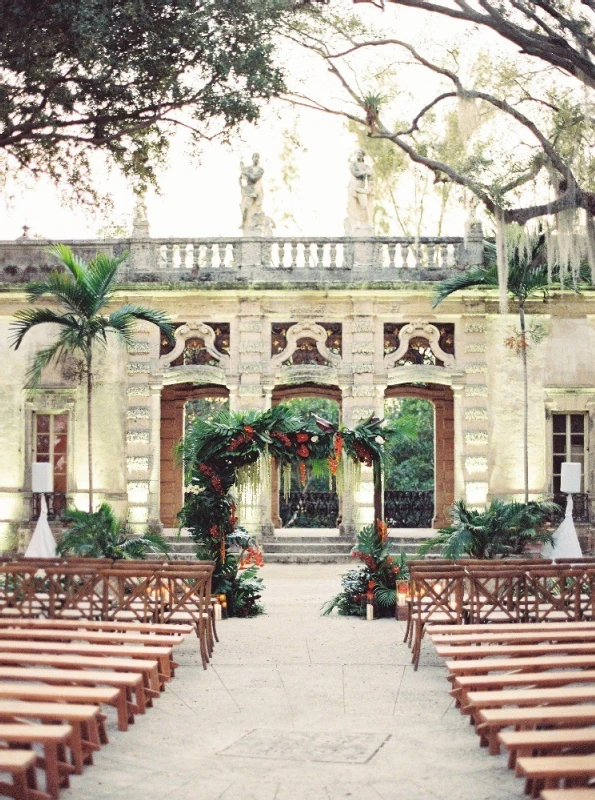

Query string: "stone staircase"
[163, 528, 436, 564]
[262, 528, 436, 564]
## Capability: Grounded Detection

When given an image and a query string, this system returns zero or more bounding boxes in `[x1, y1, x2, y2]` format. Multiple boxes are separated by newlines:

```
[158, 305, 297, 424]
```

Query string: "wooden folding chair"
[465, 567, 525, 624]
[410, 568, 465, 670]
[524, 568, 580, 622]
[101, 568, 162, 623]
[159, 569, 213, 669]
[46, 568, 104, 621]
[0, 566, 52, 618]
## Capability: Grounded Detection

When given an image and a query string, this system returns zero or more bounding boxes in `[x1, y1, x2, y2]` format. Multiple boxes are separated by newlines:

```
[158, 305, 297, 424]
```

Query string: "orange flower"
[297, 444, 309, 458]
[328, 456, 338, 475]
[296, 432, 309, 443]
[334, 433, 343, 459]
[299, 461, 307, 486]
[376, 519, 388, 542]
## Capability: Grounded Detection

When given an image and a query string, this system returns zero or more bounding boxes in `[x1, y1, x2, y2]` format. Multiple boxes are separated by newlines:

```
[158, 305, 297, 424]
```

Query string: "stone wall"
[1, 231, 594, 548]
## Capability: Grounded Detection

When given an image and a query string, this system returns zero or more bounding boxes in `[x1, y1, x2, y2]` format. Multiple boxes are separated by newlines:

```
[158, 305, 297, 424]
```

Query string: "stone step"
[264, 553, 353, 564]
[263, 542, 353, 555]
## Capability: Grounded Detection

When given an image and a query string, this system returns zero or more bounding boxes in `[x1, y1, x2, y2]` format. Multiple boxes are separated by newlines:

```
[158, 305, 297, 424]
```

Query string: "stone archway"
[384, 383, 454, 528]
[270, 383, 342, 529]
[160, 383, 229, 528]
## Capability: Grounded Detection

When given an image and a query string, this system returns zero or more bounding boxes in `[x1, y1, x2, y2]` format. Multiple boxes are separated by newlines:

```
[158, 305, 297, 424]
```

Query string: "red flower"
[243, 425, 255, 440]
[229, 434, 245, 451]
[296, 445, 310, 458]
[328, 456, 338, 475]
[368, 580, 376, 589]
[209, 525, 219, 538]
[296, 433, 309, 443]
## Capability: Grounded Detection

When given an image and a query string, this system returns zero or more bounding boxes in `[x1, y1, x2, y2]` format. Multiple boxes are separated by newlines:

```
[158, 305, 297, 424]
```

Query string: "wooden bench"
[0, 618, 194, 636]
[446, 655, 595, 679]
[0, 652, 162, 695]
[499, 728, 595, 771]
[517, 755, 595, 796]
[0, 723, 73, 800]
[0, 639, 174, 683]
[0, 699, 104, 772]
[437, 643, 595, 660]
[452, 670, 595, 707]
[0, 749, 40, 800]
[432, 630, 595, 645]
[476, 705, 595, 756]
[0, 628, 185, 649]
[0, 685, 120, 730]
[429, 622, 595, 635]
[0, 667, 144, 731]
[464, 687, 595, 724]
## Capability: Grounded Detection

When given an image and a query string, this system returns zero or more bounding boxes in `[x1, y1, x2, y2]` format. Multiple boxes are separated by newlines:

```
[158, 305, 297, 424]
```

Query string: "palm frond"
[47, 244, 87, 283]
[10, 308, 81, 350]
[432, 267, 499, 308]
[85, 252, 128, 313]
[107, 305, 175, 345]
[25, 342, 65, 389]
[26, 271, 93, 316]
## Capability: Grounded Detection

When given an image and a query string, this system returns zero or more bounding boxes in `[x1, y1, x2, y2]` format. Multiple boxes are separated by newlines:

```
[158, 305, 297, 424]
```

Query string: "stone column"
[342, 307, 383, 537]
[124, 325, 158, 531]
[231, 306, 269, 538]
[460, 314, 490, 508]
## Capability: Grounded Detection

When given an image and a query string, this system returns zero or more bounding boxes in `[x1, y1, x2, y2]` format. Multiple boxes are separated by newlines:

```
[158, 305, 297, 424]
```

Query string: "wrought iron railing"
[552, 493, 590, 523]
[280, 491, 339, 528]
[384, 490, 434, 528]
[31, 493, 67, 522]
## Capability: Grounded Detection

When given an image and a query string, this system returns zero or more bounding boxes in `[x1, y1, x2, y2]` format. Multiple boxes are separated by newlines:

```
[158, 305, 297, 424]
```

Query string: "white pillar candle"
[214, 603, 222, 621]
[366, 603, 374, 621]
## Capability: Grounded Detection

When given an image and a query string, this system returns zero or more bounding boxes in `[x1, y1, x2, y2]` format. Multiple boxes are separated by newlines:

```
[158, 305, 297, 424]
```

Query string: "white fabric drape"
[542, 494, 582, 560]
[24, 495, 57, 558]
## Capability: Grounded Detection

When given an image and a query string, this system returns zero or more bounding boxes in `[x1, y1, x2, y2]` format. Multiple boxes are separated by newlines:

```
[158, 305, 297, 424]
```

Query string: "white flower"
[185, 484, 205, 495]
[311, 435, 319, 442]
[375, 435, 385, 444]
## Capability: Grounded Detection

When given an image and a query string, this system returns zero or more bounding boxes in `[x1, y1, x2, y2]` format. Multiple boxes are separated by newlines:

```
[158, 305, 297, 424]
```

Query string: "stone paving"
[61, 564, 522, 800]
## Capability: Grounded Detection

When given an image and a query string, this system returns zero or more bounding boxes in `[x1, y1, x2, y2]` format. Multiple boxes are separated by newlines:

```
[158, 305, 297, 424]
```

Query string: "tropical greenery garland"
[178, 405, 387, 617]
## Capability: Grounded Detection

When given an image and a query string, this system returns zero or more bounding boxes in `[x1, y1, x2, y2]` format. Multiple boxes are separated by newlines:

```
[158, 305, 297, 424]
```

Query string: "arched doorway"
[384, 384, 454, 528]
[160, 383, 229, 528]
[270, 383, 342, 530]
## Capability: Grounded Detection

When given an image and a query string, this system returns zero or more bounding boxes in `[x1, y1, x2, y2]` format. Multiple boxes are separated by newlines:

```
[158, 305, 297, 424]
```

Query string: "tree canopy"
[0, 0, 294, 201]
[286, 3, 595, 239]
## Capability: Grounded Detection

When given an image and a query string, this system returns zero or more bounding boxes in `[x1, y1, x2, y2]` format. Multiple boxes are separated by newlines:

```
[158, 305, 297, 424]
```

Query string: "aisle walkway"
[63, 564, 519, 800]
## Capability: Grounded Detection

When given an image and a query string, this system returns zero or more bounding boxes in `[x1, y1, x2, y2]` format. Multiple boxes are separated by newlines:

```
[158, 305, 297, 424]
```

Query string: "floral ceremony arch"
[178, 405, 386, 616]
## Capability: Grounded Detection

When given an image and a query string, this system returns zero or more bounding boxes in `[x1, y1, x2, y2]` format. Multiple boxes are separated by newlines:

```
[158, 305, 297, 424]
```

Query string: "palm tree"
[10, 244, 174, 512]
[434, 231, 590, 502]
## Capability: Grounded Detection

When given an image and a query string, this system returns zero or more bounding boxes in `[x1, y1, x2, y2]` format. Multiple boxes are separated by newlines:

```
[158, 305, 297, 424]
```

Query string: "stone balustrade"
[0, 228, 482, 285]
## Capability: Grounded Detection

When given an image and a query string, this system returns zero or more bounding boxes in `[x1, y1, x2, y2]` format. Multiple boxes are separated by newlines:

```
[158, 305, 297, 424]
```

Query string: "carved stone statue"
[240, 153, 274, 235]
[132, 192, 150, 238]
[345, 149, 375, 235]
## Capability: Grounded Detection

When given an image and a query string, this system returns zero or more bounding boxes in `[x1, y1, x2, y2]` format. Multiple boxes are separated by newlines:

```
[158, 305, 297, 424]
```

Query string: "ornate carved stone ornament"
[270, 321, 342, 371]
[159, 322, 230, 370]
[384, 322, 456, 370]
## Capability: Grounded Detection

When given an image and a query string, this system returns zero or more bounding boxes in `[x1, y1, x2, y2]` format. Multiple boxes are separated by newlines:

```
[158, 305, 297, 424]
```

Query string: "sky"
[0, 1, 502, 242]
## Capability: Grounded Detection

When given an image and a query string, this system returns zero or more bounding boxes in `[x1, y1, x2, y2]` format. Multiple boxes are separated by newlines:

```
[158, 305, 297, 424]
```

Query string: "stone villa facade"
[0, 221, 593, 551]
